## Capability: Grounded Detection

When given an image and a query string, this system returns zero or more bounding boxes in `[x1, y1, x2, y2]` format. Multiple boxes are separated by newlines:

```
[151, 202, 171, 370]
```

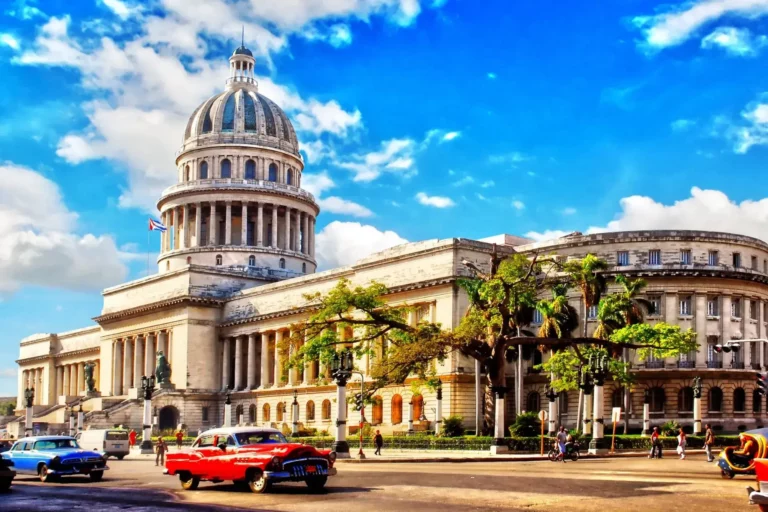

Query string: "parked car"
[164, 427, 337, 493]
[748, 458, 768, 511]
[0, 440, 13, 453]
[0, 453, 15, 491]
[76, 429, 130, 460]
[2, 436, 108, 482]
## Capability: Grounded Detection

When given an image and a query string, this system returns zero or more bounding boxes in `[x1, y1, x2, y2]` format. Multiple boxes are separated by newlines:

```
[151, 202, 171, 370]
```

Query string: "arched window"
[201, 104, 213, 133]
[754, 389, 763, 413]
[222, 93, 236, 131]
[734, 387, 746, 412]
[306, 401, 315, 421]
[322, 399, 331, 420]
[709, 387, 723, 412]
[199, 161, 208, 179]
[391, 394, 403, 424]
[248, 255, 255, 267]
[558, 391, 569, 415]
[248, 404, 256, 423]
[372, 396, 383, 425]
[678, 387, 694, 413]
[235, 404, 243, 421]
[412, 395, 424, 421]
[215, 254, 222, 266]
[262, 403, 270, 422]
[287, 169, 293, 185]
[302, 262, 307, 273]
[268, 163, 277, 182]
[279, 258, 286, 269]
[526, 391, 540, 412]
[245, 159, 256, 180]
[649, 387, 665, 413]
[220, 158, 231, 178]
[186, 256, 191, 264]
[185, 165, 190, 182]
[276, 402, 285, 422]
[243, 92, 257, 131]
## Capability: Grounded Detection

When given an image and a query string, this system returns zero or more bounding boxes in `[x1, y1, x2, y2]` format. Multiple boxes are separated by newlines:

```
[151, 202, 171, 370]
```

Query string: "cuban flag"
[148, 218, 167, 232]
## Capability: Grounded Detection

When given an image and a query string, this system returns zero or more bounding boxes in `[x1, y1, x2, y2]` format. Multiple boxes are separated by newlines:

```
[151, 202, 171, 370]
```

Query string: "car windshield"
[106, 431, 129, 441]
[234, 432, 288, 445]
[33, 439, 79, 450]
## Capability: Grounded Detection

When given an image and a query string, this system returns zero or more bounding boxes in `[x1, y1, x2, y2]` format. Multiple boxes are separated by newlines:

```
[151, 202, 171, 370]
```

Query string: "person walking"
[556, 426, 568, 463]
[175, 429, 184, 450]
[373, 430, 383, 456]
[704, 424, 715, 462]
[649, 427, 662, 459]
[677, 428, 687, 460]
[155, 437, 167, 466]
[129, 429, 137, 450]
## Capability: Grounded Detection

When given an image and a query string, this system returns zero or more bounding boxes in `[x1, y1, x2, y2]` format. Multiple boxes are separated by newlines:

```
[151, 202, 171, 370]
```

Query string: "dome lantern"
[227, 28, 256, 89]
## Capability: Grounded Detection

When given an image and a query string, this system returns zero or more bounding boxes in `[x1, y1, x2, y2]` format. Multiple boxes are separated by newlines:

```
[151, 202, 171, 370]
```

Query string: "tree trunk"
[622, 347, 630, 434]
[516, 325, 523, 416]
[576, 298, 588, 432]
[475, 359, 483, 435]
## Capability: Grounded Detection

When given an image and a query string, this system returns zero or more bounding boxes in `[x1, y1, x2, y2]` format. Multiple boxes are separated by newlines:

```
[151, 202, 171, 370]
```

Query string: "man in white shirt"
[556, 426, 568, 463]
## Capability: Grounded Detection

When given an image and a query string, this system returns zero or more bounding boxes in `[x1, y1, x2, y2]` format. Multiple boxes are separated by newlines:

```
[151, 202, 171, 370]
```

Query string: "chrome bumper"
[48, 465, 109, 475]
[264, 467, 337, 481]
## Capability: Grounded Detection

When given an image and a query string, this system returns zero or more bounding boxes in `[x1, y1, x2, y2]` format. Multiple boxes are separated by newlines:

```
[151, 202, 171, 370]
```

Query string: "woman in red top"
[129, 429, 137, 448]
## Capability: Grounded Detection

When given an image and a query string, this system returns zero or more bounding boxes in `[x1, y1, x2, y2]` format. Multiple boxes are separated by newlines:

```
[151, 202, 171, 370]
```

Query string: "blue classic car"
[1, 436, 108, 482]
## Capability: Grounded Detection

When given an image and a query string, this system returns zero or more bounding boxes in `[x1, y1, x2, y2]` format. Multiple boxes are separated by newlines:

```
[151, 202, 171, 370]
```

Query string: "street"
[0, 454, 753, 511]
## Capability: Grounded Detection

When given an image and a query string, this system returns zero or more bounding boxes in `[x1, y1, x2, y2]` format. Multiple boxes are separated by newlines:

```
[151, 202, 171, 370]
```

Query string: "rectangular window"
[680, 249, 692, 265]
[707, 297, 719, 317]
[732, 298, 742, 318]
[753, 255, 759, 270]
[679, 295, 692, 316]
[533, 309, 543, 324]
[587, 305, 598, 319]
[751, 300, 758, 320]
[648, 250, 661, 265]
[647, 296, 661, 315]
[202, 407, 209, 422]
[617, 251, 629, 266]
[734, 253, 741, 268]
[708, 251, 718, 266]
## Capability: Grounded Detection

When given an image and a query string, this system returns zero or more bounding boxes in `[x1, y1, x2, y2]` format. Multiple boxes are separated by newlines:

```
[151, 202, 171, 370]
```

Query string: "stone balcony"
[177, 134, 301, 157]
[609, 262, 768, 282]
[159, 178, 316, 204]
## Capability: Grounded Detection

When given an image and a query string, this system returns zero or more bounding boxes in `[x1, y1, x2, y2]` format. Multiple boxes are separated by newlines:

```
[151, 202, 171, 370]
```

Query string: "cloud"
[100, 0, 135, 19]
[302, 172, 372, 217]
[337, 138, 417, 182]
[632, 0, 768, 51]
[0, 34, 20, 50]
[562, 207, 577, 215]
[415, 192, 455, 208]
[476, 193, 488, 201]
[452, 175, 474, 187]
[701, 26, 768, 56]
[524, 229, 572, 242]
[671, 118, 696, 131]
[441, 131, 461, 142]
[488, 152, 531, 164]
[5, 0, 46, 20]
[423, 128, 462, 147]
[0, 163, 128, 296]
[512, 200, 525, 210]
[315, 221, 407, 269]
[487, 72, 496, 79]
[293, 99, 362, 136]
[719, 93, 768, 153]
[600, 83, 645, 110]
[303, 23, 353, 47]
[480, 180, 495, 188]
[302, 172, 336, 197]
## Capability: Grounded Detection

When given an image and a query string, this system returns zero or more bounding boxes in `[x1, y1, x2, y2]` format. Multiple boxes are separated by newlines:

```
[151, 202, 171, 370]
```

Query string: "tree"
[0, 401, 14, 416]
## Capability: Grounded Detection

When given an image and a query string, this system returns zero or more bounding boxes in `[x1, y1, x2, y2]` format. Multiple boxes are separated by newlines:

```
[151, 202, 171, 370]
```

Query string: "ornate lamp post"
[140, 374, 156, 454]
[642, 388, 651, 437]
[77, 401, 84, 433]
[292, 390, 299, 436]
[490, 385, 509, 454]
[588, 352, 609, 455]
[408, 399, 415, 435]
[330, 349, 354, 459]
[435, 379, 443, 435]
[578, 366, 594, 436]
[693, 376, 703, 435]
[24, 387, 34, 436]
[546, 386, 557, 436]
[68, 407, 76, 437]
[223, 390, 232, 427]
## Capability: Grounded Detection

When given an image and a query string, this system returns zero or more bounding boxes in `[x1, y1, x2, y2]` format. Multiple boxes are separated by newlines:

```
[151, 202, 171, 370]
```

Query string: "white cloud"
[303, 23, 353, 47]
[701, 26, 768, 56]
[0, 163, 128, 295]
[524, 229, 572, 242]
[487, 72, 496, 79]
[476, 193, 488, 201]
[562, 207, 577, 215]
[0, 367, 18, 378]
[0, 34, 20, 50]
[302, 172, 337, 197]
[512, 200, 525, 210]
[338, 138, 417, 182]
[441, 131, 461, 142]
[423, 128, 461, 147]
[720, 93, 768, 153]
[5, 0, 46, 20]
[318, 196, 373, 217]
[452, 175, 474, 187]
[671, 118, 696, 131]
[632, 0, 768, 51]
[293, 98, 362, 136]
[315, 220, 407, 269]
[488, 152, 531, 164]
[415, 192, 455, 208]
[480, 180, 495, 188]
[100, 0, 134, 19]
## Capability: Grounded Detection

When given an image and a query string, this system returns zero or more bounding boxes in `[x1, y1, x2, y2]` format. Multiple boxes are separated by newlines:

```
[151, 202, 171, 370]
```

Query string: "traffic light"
[758, 373, 768, 396]
[714, 344, 732, 353]
[354, 393, 364, 411]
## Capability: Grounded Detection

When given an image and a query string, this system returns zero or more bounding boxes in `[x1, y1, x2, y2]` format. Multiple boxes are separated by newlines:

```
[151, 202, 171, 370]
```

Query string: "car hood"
[34, 449, 102, 459]
[238, 443, 324, 459]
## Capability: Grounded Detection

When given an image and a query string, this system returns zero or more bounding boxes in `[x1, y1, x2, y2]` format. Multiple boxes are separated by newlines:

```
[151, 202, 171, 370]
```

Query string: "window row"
[212, 254, 307, 273]
[616, 249, 767, 271]
[183, 160, 298, 185]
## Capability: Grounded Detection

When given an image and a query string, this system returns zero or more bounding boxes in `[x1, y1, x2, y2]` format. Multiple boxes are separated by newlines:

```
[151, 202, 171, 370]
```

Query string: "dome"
[233, 45, 253, 57]
[183, 89, 300, 157]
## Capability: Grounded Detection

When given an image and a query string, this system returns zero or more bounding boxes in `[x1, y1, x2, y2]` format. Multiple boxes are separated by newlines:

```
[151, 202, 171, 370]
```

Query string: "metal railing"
[677, 361, 695, 369]
[731, 361, 745, 369]
[161, 179, 315, 202]
[707, 360, 723, 369]
[645, 361, 664, 369]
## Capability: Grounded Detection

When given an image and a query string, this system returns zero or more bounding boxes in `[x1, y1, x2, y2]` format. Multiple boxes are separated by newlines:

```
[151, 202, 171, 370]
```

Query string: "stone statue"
[84, 362, 96, 392]
[155, 351, 172, 385]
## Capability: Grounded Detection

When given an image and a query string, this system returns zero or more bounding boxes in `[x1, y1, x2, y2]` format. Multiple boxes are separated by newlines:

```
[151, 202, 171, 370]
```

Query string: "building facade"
[12, 47, 768, 436]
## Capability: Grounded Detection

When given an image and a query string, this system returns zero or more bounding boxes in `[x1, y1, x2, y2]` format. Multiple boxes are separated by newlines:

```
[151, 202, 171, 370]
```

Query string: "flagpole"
[147, 224, 150, 277]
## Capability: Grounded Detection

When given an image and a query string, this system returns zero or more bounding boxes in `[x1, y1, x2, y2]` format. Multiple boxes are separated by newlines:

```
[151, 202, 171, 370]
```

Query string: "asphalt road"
[1, 454, 754, 511]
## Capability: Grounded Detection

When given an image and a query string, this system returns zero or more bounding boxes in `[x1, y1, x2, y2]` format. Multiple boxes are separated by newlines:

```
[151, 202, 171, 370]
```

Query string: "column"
[302, 213, 309, 254]
[589, 383, 606, 454]
[170, 208, 177, 250]
[63, 365, 70, 397]
[145, 333, 156, 376]
[194, 203, 202, 247]
[288, 332, 298, 386]
[70, 365, 77, 396]
[181, 204, 189, 249]
[113, 340, 123, 396]
[123, 337, 133, 392]
[222, 338, 231, 390]
[234, 335, 244, 390]
[260, 333, 270, 388]
[94, 361, 100, 392]
[760, 300, 766, 370]
[693, 395, 702, 435]
[271, 206, 278, 248]
[225, 202, 232, 245]
[274, 330, 284, 386]
[133, 336, 144, 386]
[491, 388, 507, 453]
[158, 330, 168, 356]
[241, 202, 248, 246]
[257, 203, 264, 246]
[334, 380, 349, 457]
[722, 296, 733, 367]
[78, 362, 85, 394]
[160, 211, 167, 252]
[284, 208, 291, 250]
[583, 391, 593, 436]
[294, 211, 300, 253]
[247, 333, 257, 389]
[309, 217, 315, 256]
[210, 202, 218, 246]
[55, 367, 63, 398]
[302, 339, 311, 385]
[547, 394, 557, 436]
[694, 294, 707, 368]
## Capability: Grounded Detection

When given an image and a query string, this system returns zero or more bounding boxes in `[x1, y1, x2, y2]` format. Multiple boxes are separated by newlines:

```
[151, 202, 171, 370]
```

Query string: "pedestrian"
[704, 424, 715, 462]
[175, 429, 184, 450]
[677, 428, 687, 460]
[556, 426, 568, 463]
[155, 437, 167, 466]
[374, 430, 383, 456]
[129, 429, 137, 449]
[649, 427, 662, 459]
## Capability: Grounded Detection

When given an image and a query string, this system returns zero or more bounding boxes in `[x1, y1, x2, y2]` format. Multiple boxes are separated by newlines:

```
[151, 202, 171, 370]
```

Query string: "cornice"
[94, 295, 223, 324]
[17, 346, 99, 365]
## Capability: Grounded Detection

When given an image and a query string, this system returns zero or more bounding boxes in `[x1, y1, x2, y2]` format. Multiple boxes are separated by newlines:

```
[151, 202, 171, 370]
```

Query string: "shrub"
[441, 415, 465, 437]
[509, 412, 540, 438]
[660, 420, 681, 436]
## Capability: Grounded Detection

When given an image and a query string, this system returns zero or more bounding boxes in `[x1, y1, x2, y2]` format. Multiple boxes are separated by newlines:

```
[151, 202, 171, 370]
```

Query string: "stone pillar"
[181, 204, 189, 249]
[113, 340, 123, 396]
[490, 387, 508, 454]
[123, 337, 133, 393]
[210, 202, 218, 246]
[158, 330, 169, 357]
[271, 206, 278, 248]
[78, 362, 85, 394]
[274, 330, 284, 386]
[257, 203, 264, 246]
[234, 335, 244, 390]
[334, 381, 349, 458]
[693, 396, 702, 435]
[170, 208, 177, 250]
[247, 333, 257, 389]
[260, 333, 270, 388]
[583, 391, 593, 436]
[589, 384, 606, 455]
[225, 202, 232, 245]
[145, 333, 155, 376]
[284, 208, 291, 250]
[294, 212, 300, 253]
[760, 301, 766, 370]
[302, 212, 309, 254]
[310, 217, 315, 257]
[694, 294, 707, 368]
[54, 367, 61, 398]
[548, 394, 557, 436]
[722, 296, 733, 367]
[70, 365, 77, 397]
[241, 202, 248, 246]
[194, 203, 202, 247]
[63, 366, 70, 398]
[642, 402, 650, 436]
[222, 338, 231, 390]
[94, 361, 100, 391]
[133, 336, 144, 386]
[288, 332, 298, 386]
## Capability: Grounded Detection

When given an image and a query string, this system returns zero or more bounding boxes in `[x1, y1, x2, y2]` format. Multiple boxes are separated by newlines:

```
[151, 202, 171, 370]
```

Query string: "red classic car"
[164, 427, 337, 493]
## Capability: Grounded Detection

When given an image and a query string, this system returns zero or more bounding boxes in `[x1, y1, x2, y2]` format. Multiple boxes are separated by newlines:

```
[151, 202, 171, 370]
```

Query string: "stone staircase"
[85, 398, 143, 429]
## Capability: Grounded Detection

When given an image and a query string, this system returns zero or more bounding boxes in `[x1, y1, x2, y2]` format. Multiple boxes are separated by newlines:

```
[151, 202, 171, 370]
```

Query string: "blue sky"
[3, 0, 768, 395]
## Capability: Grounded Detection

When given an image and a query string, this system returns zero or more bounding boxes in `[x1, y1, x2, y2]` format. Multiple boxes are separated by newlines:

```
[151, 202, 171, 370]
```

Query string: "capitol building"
[12, 46, 768, 436]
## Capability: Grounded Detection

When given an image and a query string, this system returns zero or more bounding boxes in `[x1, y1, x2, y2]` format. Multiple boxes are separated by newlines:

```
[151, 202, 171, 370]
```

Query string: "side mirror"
[217, 443, 227, 451]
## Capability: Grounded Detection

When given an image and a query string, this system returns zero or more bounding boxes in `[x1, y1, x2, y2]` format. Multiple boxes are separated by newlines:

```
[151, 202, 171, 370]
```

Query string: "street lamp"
[330, 349, 354, 459]
[68, 407, 76, 437]
[588, 353, 609, 455]
[578, 366, 594, 437]
[692, 376, 703, 435]
[292, 390, 299, 436]
[546, 385, 557, 436]
[223, 389, 232, 427]
[435, 379, 443, 435]
[24, 388, 34, 436]
[77, 401, 84, 433]
[140, 375, 156, 454]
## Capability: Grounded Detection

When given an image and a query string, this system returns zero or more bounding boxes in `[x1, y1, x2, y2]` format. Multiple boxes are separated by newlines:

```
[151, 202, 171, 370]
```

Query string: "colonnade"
[20, 368, 44, 405]
[160, 201, 315, 257]
[55, 360, 99, 398]
[111, 330, 170, 396]
[180, 155, 300, 188]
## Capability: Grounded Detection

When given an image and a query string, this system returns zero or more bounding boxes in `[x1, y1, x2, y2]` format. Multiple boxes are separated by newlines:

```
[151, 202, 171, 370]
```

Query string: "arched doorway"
[158, 406, 179, 431]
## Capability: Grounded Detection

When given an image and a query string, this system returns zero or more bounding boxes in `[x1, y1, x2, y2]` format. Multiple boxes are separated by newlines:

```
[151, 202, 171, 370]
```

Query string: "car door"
[190, 435, 216, 478]
[216, 435, 239, 481]
[6, 442, 30, 473]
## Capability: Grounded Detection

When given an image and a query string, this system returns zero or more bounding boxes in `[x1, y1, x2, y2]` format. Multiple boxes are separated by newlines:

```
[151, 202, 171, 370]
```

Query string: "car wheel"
[0, 477, 12, 492]
[547, 450, 557, 462]
[116, 455, 125, 461]
[39, 464, 54, 483]
[571, 451, 579, 462]
[720, 469, 734, 479]
[179, 473, 200, 490]
[89, 471, 104, 482]
[248, 471, 270, 494]
[305, 476, 327, 492]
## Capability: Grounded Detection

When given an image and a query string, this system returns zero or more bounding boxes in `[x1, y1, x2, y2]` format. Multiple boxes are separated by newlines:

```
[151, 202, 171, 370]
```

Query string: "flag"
[149, 218, 167, 232]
